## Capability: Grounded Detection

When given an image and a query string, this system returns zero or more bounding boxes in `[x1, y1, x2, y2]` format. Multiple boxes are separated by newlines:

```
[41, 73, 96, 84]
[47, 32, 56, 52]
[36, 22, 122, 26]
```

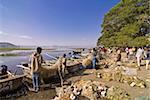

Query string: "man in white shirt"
[136, 47, 144, 68]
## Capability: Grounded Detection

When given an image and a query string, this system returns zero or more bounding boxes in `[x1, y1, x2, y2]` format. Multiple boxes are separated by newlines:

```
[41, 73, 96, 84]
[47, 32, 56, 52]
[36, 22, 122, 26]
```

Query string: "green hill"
[97, 0, 150, 47]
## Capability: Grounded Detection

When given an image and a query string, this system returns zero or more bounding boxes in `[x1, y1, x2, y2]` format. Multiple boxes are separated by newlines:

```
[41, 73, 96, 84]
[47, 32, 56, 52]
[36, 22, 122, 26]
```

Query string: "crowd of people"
[125, 46, 150, 70]
[82, 46, 150, 70]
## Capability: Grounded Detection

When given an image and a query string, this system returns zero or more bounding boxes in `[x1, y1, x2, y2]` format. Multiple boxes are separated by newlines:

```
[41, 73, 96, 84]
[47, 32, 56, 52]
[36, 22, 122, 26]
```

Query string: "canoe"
[0, 73, 26, 95]
[21, 59, 82, 83]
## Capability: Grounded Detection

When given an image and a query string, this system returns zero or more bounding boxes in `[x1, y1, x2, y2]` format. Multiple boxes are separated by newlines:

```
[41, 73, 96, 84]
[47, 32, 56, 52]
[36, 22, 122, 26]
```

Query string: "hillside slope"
[0, 42, 18, 48]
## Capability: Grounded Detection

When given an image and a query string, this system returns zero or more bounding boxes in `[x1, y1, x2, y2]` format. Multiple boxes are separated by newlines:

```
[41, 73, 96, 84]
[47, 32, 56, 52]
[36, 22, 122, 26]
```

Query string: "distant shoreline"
[0, 48, 33, 51]
[0, 48, 56, 51]
[0, 48, 71, 56]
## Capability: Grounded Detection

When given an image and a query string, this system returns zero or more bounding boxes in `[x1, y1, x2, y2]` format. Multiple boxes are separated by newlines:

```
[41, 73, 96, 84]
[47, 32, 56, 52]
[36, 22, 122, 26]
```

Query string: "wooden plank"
[0, 74, 26, 83]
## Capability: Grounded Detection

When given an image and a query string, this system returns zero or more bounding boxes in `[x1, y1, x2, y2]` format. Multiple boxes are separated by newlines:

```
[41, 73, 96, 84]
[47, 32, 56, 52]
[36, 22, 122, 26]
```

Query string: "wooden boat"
[0, 73, 26, 95]
[21, 59, 82, 84]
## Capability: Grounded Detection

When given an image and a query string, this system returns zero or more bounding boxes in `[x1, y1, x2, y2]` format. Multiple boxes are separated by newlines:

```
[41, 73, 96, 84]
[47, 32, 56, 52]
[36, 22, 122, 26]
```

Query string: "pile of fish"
[96, 66, 146, 88]
[53, 80, 130, 100]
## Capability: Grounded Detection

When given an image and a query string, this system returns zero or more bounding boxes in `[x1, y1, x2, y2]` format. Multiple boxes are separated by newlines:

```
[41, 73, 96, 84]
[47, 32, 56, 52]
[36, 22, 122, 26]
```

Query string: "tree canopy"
[97, 0, 150, 47]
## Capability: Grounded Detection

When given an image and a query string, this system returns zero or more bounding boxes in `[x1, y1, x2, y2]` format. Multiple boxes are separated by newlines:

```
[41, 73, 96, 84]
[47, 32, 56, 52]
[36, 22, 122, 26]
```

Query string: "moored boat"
[0, 73, 26, 95]
[21, 59, 82, 84]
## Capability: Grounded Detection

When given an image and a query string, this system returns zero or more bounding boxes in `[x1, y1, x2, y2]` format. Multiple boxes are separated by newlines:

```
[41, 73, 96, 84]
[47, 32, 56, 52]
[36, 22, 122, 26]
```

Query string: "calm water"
[0, 50, 72, 75]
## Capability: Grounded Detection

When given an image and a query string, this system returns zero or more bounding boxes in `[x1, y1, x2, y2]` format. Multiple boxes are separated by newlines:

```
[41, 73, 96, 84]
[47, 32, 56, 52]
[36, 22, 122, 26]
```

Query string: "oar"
[16, 65, 30, 70]
[44, 53, 58, 60]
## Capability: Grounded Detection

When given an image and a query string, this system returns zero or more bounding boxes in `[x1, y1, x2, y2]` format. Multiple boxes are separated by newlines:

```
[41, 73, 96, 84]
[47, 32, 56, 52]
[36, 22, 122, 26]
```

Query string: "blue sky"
[0, 0, 120, 46]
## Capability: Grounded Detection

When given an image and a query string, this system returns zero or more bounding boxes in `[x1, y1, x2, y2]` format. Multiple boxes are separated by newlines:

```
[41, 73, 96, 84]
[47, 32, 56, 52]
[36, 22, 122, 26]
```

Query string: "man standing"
[30, 47, 44, 92]
[136, 47, 144, 69]
[61, 54, 67, 78]
[125, 47, 129, 58]
[115, 48, 121, 62]
[91, 48, 97, 69]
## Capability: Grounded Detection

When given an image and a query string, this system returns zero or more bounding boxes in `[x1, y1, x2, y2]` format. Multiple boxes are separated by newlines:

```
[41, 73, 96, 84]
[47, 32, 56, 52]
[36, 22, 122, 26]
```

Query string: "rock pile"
[96, 67, 146, 88]
[53, 80, 130, 100]
[106, 86, 130, 100]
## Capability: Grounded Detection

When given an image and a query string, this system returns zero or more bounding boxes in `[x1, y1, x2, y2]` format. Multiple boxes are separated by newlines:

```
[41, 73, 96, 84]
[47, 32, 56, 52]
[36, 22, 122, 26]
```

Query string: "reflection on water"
[0, 50, 72, 75]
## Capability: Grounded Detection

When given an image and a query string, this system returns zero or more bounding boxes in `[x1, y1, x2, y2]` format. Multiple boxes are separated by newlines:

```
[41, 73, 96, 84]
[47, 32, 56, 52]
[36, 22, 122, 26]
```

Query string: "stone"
[70, 93, 76, 100]
[130, 82, 136, 87]
[102, 73, 112, 81]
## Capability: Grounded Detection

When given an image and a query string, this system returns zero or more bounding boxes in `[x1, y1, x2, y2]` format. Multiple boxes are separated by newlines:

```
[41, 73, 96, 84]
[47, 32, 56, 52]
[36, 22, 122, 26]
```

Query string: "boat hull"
[23, 59, 82, 84]
[0, 75, 25, 95]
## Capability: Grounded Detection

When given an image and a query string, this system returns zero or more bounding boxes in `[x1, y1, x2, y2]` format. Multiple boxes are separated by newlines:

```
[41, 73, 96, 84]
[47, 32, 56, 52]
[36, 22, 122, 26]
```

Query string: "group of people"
[135, 47, 150, 70]
[125, 46, 150, 69]
[83, 46, 150, 71]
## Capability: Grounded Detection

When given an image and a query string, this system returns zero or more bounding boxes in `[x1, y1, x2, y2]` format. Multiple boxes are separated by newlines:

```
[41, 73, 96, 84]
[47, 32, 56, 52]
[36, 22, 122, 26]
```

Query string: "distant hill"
[0, 42, 18, 48]
[97, 0, 150, 47]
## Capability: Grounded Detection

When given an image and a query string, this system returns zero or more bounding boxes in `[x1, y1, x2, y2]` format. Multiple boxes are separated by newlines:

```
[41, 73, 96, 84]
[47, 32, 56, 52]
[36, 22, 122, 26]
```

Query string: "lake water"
[0, 50, 72, 75]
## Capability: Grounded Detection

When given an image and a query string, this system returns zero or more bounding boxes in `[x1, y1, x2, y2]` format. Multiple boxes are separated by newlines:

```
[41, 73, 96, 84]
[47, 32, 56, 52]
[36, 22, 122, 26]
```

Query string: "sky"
[0, 0, 120, 46]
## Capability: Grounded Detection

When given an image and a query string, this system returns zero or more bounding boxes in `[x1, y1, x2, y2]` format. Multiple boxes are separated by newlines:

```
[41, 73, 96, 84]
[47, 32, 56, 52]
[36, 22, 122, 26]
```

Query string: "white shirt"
[136, 48, 143, 57]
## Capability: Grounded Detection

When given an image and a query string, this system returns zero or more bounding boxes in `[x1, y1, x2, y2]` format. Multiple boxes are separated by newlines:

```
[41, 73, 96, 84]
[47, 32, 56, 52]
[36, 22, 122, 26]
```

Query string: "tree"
[97, 0, 150, 47]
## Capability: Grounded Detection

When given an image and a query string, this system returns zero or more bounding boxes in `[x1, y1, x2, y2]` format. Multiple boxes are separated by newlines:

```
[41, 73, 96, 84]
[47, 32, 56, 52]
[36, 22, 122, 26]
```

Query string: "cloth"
[30, 52, 43, 73]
